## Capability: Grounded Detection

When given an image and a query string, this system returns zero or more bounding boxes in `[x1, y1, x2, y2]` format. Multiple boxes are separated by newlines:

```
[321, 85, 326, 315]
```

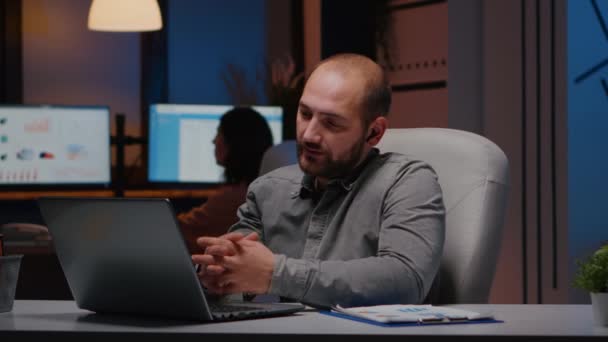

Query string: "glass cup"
[0, 255, 23, 313]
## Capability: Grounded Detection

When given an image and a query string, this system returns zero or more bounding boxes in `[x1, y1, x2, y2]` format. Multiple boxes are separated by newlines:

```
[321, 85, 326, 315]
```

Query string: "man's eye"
[324, 119, 341, 128]
[300, 111, 312, 119]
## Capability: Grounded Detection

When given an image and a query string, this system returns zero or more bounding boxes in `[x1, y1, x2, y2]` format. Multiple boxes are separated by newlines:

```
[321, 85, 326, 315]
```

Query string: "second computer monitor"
[0, 105, 111, 187]
[148, 104, 283, 184]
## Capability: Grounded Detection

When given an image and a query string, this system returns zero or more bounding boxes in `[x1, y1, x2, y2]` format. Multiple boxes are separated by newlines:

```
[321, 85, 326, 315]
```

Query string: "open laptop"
[37, 197, 304, 322]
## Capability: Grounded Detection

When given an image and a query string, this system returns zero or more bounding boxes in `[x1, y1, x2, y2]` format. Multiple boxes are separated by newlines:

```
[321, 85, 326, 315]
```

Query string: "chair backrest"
[259, 128, 510, 304]
[377, 128, 509, 304]
[259, 140, 298, 176]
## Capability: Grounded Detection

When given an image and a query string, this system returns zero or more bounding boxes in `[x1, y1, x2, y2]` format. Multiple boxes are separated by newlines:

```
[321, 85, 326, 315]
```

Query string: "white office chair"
[259, 140, 298, 176]
[260, 128, 510, 304]
[377, 128, 509, 303]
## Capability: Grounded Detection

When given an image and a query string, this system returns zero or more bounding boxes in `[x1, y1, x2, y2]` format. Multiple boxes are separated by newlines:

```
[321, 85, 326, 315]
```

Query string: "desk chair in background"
[0, 223, 50, 242]
[259, 128, 510, 304]
[258, 140, 298, 176]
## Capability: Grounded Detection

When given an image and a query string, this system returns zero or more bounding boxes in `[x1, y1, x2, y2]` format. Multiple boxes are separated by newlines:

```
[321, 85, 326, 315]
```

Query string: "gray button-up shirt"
[230, 149, 445, 308]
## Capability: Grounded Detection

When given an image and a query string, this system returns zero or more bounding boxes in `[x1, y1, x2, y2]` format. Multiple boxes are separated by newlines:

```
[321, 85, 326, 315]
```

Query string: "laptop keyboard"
[209, 303, 266, 313]
[209, 303, 275, 320]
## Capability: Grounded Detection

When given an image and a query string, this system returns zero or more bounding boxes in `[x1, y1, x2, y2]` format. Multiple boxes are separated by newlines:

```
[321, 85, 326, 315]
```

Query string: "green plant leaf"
[573, 248, 608, 293]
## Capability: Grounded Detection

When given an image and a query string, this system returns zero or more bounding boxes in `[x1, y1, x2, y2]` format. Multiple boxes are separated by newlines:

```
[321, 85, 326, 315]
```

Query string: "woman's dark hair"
[219, 106, 274, 184]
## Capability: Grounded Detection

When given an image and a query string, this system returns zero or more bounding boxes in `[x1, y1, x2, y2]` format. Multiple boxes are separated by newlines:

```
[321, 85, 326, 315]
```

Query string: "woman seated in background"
[177, 106, 274, 253]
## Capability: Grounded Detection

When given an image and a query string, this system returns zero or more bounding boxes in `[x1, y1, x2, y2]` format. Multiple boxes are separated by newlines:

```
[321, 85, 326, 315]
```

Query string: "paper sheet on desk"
[332, 304, 494, 324]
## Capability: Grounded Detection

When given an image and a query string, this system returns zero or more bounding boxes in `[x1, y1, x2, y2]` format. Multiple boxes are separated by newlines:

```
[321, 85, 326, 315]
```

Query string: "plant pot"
[590, 292, 608, 326]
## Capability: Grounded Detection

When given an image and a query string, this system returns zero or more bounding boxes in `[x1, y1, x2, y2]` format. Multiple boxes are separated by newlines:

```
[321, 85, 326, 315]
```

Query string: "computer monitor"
[148, 104, 283, 184]
[0, 105, 111, 187]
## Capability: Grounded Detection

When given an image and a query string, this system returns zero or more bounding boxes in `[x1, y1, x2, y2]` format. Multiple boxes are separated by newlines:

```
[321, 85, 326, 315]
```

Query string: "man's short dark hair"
[362, 71, 392, 125]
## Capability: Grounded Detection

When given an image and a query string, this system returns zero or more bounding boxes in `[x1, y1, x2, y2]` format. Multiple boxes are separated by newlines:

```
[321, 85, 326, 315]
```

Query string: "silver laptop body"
[38, 197, 304, 321]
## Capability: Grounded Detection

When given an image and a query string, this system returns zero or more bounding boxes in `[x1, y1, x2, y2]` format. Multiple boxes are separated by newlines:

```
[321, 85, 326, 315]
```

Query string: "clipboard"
[320, 304, 503, 327]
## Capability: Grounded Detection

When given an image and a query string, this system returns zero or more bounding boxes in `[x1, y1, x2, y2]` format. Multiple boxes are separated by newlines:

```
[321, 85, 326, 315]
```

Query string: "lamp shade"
[88, 0, 162, 32]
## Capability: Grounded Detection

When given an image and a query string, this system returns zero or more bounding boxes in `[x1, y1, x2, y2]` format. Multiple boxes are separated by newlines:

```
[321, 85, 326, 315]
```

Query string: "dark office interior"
[0, 0, 607, 309]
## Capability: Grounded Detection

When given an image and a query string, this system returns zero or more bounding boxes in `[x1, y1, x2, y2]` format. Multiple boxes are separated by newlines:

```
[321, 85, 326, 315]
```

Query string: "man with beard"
[192, 53, 445, 309]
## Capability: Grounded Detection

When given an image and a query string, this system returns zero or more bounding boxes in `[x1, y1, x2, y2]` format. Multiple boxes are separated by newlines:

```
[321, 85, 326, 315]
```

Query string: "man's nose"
[301, 119, 322, 144]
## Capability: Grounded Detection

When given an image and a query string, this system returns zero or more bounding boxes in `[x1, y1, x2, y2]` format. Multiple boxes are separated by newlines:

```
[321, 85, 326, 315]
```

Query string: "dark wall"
[167, 0, 267, 105]
[321, 0, 378, 59]
[0, 0, 22, 103]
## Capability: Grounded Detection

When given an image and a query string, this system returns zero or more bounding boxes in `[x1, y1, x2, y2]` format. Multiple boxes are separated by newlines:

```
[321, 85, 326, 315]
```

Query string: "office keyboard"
[209, 303, 275, 320]
[209, 303, 267, 313]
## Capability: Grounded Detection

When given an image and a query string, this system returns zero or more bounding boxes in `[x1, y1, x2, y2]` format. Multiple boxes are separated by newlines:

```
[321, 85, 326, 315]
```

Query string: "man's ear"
[366, 116, 388, 146]
[366, 129, 377, 142]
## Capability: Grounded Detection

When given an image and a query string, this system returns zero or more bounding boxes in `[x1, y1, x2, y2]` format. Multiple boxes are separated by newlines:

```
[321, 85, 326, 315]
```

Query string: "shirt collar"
[298, 148, 380, 197]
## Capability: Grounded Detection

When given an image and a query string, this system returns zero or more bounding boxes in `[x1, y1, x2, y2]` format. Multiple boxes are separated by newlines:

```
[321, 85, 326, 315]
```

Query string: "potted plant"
[573, 244, 608, 326]
[221, 54, 305, 140]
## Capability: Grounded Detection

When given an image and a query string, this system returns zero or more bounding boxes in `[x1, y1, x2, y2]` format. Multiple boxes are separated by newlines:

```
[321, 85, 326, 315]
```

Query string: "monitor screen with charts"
[0, 105, 111, 186]
[148, 104, 283, 184]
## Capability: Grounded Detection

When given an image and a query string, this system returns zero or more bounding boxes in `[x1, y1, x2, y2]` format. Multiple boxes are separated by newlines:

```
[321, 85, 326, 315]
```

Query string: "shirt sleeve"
[269, 164, 446, 309]
[227, 182, 264, 237]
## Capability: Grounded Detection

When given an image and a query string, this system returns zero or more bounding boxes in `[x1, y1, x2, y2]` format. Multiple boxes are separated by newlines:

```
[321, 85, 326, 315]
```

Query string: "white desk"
[1, 301, 607, 341]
